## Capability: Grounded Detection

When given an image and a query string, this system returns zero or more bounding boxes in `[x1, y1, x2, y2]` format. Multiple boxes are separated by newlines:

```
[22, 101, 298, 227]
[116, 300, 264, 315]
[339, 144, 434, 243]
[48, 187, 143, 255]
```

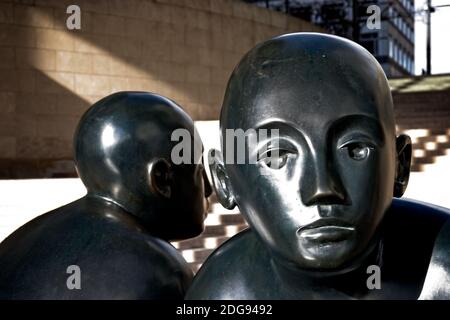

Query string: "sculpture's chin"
[301, 238, 355, 263]
[270, 239, 358, 271]
[305, 252, 354, 270]
[181, 222, 205, 240]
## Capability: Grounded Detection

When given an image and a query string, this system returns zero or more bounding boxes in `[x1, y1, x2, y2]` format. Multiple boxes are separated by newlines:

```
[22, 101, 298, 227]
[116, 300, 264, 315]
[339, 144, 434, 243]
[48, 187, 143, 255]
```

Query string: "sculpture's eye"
[346, 143, 372, 161]
[259, 149, 291, 169]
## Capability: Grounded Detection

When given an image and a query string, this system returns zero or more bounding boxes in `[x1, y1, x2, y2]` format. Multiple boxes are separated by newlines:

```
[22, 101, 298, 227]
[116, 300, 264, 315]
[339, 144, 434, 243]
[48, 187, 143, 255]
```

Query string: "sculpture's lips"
[297, 218, 355, 243]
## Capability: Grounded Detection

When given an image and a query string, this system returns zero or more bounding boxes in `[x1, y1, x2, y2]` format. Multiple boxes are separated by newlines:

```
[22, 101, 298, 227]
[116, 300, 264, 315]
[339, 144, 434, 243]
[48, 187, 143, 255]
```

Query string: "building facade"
[244, 0, 415, 77]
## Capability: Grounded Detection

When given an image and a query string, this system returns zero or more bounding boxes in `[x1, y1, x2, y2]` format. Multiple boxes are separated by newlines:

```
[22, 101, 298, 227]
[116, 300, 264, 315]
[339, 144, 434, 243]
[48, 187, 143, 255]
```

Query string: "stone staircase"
[406, 129, 450, 172]
[171, 202, 248, 273]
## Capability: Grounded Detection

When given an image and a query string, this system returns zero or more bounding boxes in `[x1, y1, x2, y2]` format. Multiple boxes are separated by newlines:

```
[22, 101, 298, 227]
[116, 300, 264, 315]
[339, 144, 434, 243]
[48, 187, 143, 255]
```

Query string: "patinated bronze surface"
[186, 33, 450, 300]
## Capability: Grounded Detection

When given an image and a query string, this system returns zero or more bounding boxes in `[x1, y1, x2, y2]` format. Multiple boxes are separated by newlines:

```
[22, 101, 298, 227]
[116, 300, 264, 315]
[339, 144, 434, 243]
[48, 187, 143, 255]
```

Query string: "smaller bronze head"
[74, 92, 212, 241]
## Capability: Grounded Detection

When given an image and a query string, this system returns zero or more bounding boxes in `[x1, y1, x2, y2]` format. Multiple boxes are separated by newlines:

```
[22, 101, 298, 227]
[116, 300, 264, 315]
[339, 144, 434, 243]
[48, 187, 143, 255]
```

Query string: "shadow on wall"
[0, 0, 323, 178]
[0, 69, 89, 178]
[34, 0, 319, 119]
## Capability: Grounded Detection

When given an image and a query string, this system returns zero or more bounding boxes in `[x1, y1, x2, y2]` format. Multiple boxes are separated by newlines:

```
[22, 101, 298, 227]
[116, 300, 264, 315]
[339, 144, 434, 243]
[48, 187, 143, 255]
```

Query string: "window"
[394, 42, 399, 62]
[398, 47, 404, 68]
[403, 52, 408, 69]
[389, 39, 393, 57]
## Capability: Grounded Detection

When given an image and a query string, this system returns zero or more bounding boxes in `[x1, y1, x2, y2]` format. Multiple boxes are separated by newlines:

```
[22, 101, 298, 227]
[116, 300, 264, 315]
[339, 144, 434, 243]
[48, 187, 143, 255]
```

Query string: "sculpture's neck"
[83, 194, 149, 231]
[271, 236, 383, 297]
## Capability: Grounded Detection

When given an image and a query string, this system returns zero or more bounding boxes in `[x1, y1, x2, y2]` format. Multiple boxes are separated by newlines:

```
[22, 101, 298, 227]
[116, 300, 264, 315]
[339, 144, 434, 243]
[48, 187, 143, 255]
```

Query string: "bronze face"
[211, 33, 410, 269]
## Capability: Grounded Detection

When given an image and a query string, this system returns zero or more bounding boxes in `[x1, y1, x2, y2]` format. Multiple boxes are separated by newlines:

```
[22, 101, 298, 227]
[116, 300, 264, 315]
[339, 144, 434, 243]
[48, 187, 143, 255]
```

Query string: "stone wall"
[0, 0, 324, 178]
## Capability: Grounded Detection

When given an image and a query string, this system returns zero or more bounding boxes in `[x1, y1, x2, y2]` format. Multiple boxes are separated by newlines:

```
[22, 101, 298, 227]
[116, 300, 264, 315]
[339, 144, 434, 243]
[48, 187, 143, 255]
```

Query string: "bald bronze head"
[74, 92, 212, 241]
[210, 33, 411, 270]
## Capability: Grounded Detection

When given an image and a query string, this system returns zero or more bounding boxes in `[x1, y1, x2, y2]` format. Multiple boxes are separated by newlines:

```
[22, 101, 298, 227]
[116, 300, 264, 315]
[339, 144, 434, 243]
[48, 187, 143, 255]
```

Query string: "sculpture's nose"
[301, 153, 347, 207]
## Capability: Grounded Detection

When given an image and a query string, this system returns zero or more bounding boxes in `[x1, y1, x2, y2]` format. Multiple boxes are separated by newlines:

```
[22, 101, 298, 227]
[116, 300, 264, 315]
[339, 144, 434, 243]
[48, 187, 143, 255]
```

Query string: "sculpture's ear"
[149, 158, 173, 199]
[208, 149, 236, 210]
[394, 134, 412, 198]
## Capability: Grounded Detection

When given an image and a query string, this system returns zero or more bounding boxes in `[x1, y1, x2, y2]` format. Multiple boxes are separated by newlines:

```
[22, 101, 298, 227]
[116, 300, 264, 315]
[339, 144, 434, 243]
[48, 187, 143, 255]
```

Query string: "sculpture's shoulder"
[383, 198, 450, 299]
[388, 198, 450, 221]
[420, 218, 450, 299]
[92, 226, 193, 299]
[384, 198, 450, 254]
[185, 228, 272, 299]
[0, 199, 192, 299]
[93, 234, 193, 300]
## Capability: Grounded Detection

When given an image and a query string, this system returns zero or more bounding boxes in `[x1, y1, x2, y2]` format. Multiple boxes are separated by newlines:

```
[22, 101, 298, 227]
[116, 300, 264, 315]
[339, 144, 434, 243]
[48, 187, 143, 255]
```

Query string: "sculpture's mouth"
[297, 218, 355, 244]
